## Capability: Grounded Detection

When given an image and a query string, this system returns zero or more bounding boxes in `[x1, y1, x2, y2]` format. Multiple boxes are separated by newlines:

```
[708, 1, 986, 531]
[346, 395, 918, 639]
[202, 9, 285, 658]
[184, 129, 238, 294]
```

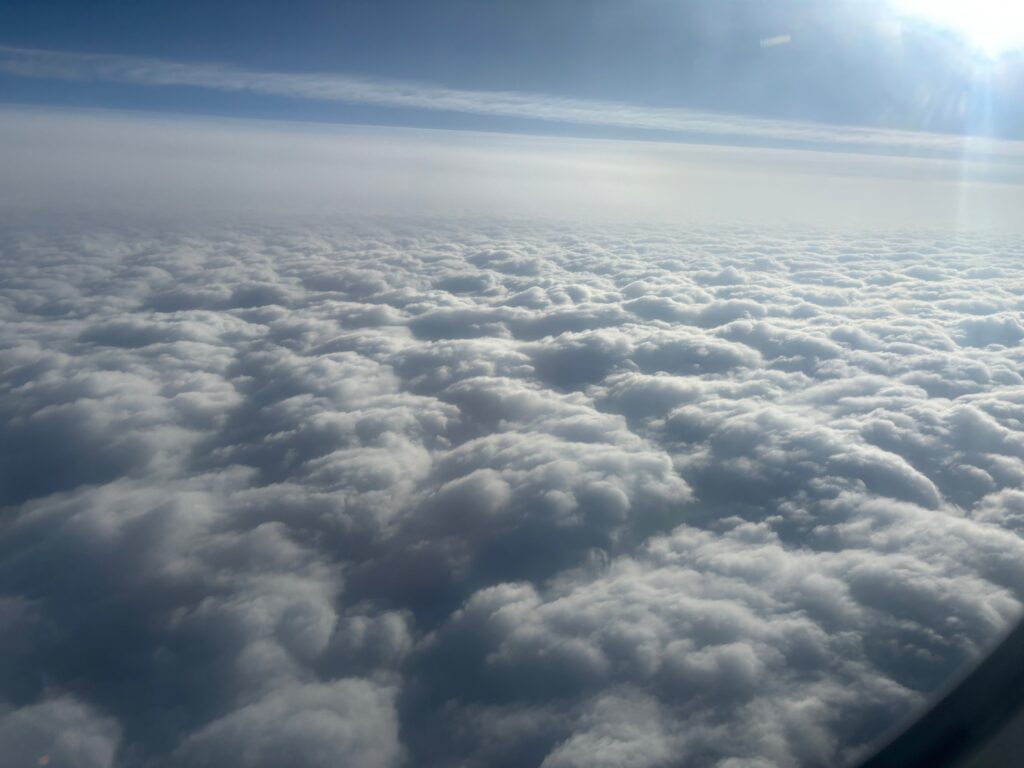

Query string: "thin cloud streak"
[3, 44, 1024, 161]
[759, 34, 792, 48]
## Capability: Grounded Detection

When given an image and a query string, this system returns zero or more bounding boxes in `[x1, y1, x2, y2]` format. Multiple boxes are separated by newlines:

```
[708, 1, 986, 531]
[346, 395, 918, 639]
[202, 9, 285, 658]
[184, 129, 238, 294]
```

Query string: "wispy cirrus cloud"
[3, 44, 1024, 161]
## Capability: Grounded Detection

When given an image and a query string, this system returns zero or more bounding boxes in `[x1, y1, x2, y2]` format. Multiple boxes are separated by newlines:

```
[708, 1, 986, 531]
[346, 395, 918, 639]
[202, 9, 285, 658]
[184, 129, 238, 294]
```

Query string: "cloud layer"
[2, 215, 1024, 767]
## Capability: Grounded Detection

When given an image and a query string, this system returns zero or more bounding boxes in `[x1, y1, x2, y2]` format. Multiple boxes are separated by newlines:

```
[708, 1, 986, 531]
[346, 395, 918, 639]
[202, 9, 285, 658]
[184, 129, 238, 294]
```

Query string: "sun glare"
[894, 0, 1024, 56]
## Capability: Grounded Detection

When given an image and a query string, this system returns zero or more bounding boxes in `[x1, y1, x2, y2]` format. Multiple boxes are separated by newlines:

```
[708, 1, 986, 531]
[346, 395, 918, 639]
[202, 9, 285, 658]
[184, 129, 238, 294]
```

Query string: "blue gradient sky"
[1, 0, 1023, 145]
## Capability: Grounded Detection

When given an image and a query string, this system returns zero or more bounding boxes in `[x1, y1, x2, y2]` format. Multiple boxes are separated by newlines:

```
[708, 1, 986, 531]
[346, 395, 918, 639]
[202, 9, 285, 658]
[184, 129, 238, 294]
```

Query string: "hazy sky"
[1, 0, 1023, 144]
[3, 105, 1024, 233]
[2, 0, 1024, 236]
[1, 0, 1024, 236]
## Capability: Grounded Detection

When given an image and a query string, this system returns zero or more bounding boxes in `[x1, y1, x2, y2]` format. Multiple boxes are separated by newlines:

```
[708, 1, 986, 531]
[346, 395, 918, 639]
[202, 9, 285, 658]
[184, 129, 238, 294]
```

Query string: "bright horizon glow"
[894, 0, 1024, 56]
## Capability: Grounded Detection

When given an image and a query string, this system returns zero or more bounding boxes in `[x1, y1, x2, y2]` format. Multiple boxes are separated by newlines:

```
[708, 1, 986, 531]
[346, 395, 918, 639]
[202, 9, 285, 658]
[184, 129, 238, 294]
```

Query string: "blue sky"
[2, 0, 1023, 147]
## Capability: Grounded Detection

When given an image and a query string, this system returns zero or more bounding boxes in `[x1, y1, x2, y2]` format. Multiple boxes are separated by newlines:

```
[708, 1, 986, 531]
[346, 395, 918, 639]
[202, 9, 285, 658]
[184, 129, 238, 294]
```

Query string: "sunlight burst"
[894, 0, 1024, 56]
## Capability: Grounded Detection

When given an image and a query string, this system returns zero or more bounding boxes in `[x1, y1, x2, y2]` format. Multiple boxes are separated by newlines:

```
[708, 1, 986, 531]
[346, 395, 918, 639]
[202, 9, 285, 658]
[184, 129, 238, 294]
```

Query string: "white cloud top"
[2, 198, 1024, 766]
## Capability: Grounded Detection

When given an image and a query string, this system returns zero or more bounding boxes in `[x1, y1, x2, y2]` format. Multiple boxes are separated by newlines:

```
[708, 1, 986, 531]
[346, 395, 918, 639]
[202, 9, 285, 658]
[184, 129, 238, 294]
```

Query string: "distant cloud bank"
[2, 106, 1024, 232]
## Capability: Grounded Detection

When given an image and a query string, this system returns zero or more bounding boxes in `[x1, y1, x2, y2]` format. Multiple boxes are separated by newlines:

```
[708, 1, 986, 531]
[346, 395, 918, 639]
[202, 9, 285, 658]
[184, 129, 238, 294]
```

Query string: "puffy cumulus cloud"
[173, 680, 403, 768]
[0, 696, 122, 768]
[1, 216, 1024, 768]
